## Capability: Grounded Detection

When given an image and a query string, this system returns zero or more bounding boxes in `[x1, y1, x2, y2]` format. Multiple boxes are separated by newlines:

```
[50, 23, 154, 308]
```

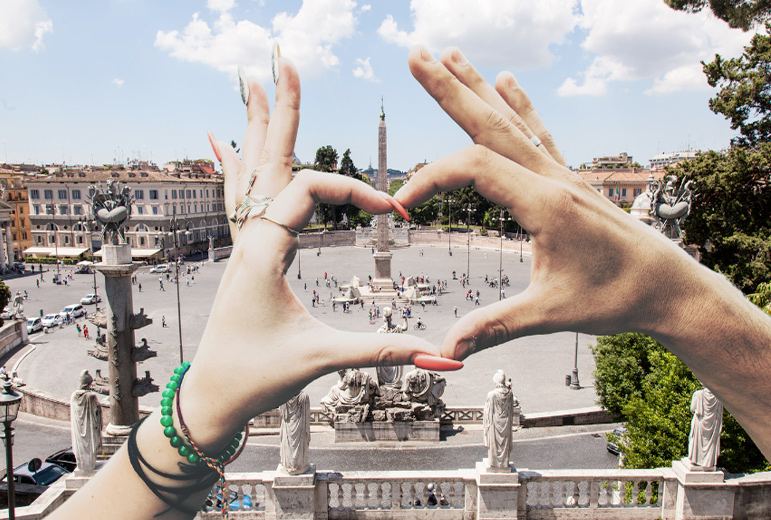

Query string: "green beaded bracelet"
[159, 362, 246, 466]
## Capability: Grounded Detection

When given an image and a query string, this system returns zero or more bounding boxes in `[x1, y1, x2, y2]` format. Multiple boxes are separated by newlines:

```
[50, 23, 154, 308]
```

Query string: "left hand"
[183, 54, 444, 452]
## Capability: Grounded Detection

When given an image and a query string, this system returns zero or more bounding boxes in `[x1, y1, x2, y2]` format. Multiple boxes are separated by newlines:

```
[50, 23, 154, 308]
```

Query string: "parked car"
[80, 294, 101, 305]
[149, 264, 170, 273]
[0, 307, 13, 320]
[606, 425, 627, 456]
[26, 317, 43, 334]
[61, 304, 86, 319]
[41, 314, 64, 329]
[45, 448, 77, 472]
[2, 459, 70, 487]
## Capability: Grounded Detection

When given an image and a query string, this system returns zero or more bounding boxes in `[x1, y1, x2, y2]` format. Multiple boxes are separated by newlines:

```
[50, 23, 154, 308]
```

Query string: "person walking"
[162, 316, 167, 328]
[138, 283, 142, 292]
[83, 325, 89, 339]
[76, 324, 82, 337]
[454, 306, 458, 318]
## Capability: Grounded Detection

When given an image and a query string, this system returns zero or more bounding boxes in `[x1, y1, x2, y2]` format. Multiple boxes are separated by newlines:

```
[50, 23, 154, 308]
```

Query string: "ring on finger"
[229, 195, 272, 230]
[260, 216, 300, 238]
[530, 135, 542, 147]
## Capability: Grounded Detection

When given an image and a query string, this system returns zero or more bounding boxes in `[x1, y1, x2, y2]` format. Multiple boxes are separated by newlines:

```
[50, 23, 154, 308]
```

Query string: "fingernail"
[506, 74, 520, 89]
[379, 191, 410, 221]
[451, 48, 468, 65]
[208, 131, 222, 163]
[271, 41, 281, 86]
[238, 65, 249, 106]
[419, 46, 437, 63]
[414, 355, 463, 371]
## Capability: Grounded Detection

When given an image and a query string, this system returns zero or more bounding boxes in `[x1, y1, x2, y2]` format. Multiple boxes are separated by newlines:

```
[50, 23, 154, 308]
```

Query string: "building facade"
[575, 168, 665, 206]
[649, 150, 698, 170]
[0, 166, 33, 261]
[25, 167, 229, 261]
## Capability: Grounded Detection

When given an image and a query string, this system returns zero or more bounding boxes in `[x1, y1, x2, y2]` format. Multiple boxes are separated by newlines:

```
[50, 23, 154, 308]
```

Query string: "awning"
[92, 248, 162, 259]
[22, 247, 89, 258]
[77, 260, 94, 266]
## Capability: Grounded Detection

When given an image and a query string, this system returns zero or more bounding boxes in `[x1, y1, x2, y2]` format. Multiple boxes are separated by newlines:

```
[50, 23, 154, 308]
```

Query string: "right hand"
[396, 45, 709, 361]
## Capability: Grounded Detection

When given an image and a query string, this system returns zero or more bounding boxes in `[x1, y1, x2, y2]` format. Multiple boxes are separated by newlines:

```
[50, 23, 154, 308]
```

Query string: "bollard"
[565, 375, 571, 386]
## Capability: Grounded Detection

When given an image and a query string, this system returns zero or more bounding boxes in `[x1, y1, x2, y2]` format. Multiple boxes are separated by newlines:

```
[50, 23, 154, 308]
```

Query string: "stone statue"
[402, 367, 446, 408]
[70, 370, 102, 472]
[483, 370, 514, 469]
[279, 391, 311, 475]
[376, 307, 409, 388]
[12, 290, 23, 317]
[651, 175, 693, 240]
[376, 306, 408, 334]
[320, 369, 379, 414]
[89, 179, 133, 244]
[687, 387, 723, 468]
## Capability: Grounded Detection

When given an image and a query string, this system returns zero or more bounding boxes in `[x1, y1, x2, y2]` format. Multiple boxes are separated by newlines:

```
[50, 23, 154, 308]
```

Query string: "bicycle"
[413, 322, 426, 330]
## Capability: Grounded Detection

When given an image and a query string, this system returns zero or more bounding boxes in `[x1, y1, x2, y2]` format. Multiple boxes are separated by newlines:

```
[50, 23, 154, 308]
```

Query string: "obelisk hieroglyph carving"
[373, 99, 393, 288]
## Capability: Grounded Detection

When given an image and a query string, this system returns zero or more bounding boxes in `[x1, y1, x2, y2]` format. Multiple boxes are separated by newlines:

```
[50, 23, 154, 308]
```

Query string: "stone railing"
[5, 465, 771, 519]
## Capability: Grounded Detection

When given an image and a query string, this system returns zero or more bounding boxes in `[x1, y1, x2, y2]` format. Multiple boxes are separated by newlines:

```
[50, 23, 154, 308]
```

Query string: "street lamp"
[570, 332, 581, 390]
[0, 374, 23, 520]
[519, 224, 524, 263]
[446, 196, 454, 256]
[465, 203, 474, 278]
[169, 206, 191, 364]
[496, 209, 511, 301]
[47, 204, 60, 280]
[297, 243, 302, 279]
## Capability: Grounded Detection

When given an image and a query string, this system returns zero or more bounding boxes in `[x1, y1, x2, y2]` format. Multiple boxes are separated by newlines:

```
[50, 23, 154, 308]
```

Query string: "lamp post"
[496, 209, 510, 301]
[47, 204, 60, 280]
[297, 243, 302, 279]
[519, 224, 524, 263]
[169, 206, 189, 365]
[446, 196, 454, 256]
[570, 332, 581, 390]
[0, 374, 23, 520]
[466, 203, 474, 278]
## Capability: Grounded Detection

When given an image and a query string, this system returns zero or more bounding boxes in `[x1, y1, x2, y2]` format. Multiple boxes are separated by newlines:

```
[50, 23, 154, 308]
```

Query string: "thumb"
[441, 285, 550, 360]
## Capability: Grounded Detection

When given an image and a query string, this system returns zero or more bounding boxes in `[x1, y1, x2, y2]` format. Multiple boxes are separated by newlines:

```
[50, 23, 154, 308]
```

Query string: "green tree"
[676, 146, 771, 293]
[702, 26, 771, 147]
[665, 0, 771, 30]
[748, 280, 771, 314]
[339, 149, 357, 177]
[314, 145, 340, 229]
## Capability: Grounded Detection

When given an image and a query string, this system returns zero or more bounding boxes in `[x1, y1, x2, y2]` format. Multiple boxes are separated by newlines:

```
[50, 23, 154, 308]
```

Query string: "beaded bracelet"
[161, 363, 249, 518]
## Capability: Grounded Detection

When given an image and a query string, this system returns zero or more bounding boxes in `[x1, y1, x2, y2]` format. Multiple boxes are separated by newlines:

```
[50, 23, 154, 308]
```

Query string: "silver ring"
[229, 195, 273, 230]
[530, 135, 542, 147]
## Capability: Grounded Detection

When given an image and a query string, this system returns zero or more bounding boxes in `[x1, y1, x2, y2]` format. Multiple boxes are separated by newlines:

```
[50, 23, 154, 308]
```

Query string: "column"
[6, 225, 14, 263]
[0, 224, 7, 270]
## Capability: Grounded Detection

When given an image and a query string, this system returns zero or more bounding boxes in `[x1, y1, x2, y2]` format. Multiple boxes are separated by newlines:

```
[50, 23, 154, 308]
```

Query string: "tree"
[0, 280, 10, 327]
[592, 333, 768, 472]
[314, 146, 340, 229]
[702, 26, 771, 147]
[339, 149, 357, 177]
[665, 0, 771, 31]
[748, 280, 771, 315]
[676, 146, 771, 293]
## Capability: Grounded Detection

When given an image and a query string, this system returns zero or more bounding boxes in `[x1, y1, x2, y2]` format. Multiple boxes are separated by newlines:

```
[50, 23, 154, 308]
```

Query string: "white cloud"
[353, 57, 379, 82]
[155, 0, 358, 83]
[112, 78, 125, 87]
[0, 0, 52, 51]
[378, 0, 580, 69]
[559, 0, 755, 96]
[360, 4, 371, 13]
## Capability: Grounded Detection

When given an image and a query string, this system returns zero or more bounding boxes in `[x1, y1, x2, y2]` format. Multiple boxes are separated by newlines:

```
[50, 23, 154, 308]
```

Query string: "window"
[71, 189, 81, 200]
[139, 236, 146, 246]
[206, 189, 209, 198]
[194, 204, 197, 213]
[135, 189, 144, 200]
[44, 189, 53, 199]
[621, 188, 627, 197]
[33, 205, 40, 215]
[137, 206, 144, 215]
[73, 206, 83, 215]
[152, 206, 159, 215]
[172, 190, 177, 199]
[633, 188, 642, 197]
[180, 190, 185, 199]
[58, 190, 67, 199]
[165, 190, 168, 200]
[49, 235, 55, 244]
[607, 188, 613, 197]
[45, 205, 53, 215]
[149, 190, 159, 200]
[186, 190, 192, 199]
[59, 205, 68, 214]
[77, 236, 83, 244]
[30, 189, 39, 199]
[199, 189, 203, 198]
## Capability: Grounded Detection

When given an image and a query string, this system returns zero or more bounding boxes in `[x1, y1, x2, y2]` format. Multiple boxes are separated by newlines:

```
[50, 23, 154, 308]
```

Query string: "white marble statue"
[320, 369, 379, 413]
[279, 390, 311, 475]
[376, 307, 408, 388]
[70, 370, 102, 472]
[687, 387, 723, 468]
[402, 367, 446, 407]
[483, 370, 514, 469]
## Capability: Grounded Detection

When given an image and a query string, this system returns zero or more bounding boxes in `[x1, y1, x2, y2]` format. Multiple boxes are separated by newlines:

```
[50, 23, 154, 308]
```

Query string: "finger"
[495, 71, 566, 167]
[439, 47, 553, 162]
[408, 45, 562, 179]
[393, 145, 554, 234]
[251, 57, 301, 199]
[238, 78, 271, 197]
[210, 132, 244, 240]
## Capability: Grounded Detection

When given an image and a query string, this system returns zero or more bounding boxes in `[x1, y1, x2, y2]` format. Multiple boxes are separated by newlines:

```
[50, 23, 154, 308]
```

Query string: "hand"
[187, 55, 444, 450]
[397, 46, 709, 360]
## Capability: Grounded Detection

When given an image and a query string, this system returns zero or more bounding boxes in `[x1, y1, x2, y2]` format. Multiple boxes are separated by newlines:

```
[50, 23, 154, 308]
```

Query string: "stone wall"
[408, 229, 530, 254]
[0, 319, 28, 360]
[300, 230, 357, 249]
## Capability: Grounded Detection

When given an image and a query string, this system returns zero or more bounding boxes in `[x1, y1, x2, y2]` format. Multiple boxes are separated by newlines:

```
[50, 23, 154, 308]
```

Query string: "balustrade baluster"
[391, 481, 400, 510]
[632, 480, 640, 506]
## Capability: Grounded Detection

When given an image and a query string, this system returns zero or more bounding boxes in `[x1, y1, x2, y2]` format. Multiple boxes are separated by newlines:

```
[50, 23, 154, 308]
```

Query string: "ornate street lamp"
[446, 196, 454, 256]
[0, 374, 23, 520]
[466, 203, 474, 278]
[169, 206, 191, 364]
[570, 332, 581, 390]
[496, 209, 511, 301]
[519, 224, 524, 263]
[47, 204, 60, 280]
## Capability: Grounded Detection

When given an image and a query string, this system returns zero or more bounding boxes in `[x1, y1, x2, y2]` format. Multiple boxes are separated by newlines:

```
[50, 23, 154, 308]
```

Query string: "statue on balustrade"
[320, 369, 380, 422]
[71, 370, 103, 472]
[279, 390, 311, 475]
[687, 386, 723, 468]
[483, 370, 514, 469]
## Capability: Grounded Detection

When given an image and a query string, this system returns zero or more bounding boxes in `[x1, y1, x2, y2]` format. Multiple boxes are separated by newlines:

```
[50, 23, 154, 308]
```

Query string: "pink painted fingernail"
[208, 131, 222, 163]
[414, 355, 463, 371]
[379, 191, 410, 221]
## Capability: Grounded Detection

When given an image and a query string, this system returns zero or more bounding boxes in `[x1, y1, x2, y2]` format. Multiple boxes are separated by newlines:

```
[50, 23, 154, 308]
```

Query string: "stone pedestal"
[95, 244, 142, 432]
[271, 464, 316, 519]
[334, 419, 439, 443]
[672, 459, 733, 520]
[373, 252, 393, 288]
[64, 462, 105, 490]
[476, 460, 521, 519]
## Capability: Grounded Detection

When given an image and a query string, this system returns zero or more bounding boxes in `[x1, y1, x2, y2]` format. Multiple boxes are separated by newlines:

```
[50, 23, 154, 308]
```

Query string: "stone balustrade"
[4, 465, 771, 519]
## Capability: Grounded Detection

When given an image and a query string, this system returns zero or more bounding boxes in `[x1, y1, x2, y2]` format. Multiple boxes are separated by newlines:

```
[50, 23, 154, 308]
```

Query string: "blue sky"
[0, 0, 760, 172]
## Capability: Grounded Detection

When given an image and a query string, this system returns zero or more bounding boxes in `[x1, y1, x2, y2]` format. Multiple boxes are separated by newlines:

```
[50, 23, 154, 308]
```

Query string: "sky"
[0, 0, 762, 172]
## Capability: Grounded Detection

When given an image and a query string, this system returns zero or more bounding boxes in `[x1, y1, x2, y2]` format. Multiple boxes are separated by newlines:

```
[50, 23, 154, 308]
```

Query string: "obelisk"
[373, 100, 394, 289]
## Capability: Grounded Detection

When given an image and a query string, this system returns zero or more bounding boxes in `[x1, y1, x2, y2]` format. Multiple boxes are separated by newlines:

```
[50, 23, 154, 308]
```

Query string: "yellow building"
[0, 166, 33, 262]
